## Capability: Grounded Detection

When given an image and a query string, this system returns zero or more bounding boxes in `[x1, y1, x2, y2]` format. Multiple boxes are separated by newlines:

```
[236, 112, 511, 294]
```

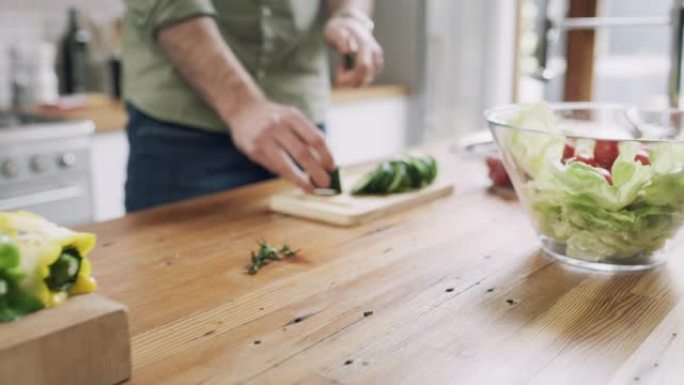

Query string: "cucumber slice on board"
[364, 167, 384, 194]
[405, 159, 425, 188]
[387, 162, 408, 193]
[427, 156, 438, 182]
[313, 168, 343, 196]
[351, 169, 377, 194]
[351, 154, 439, 195]
[329, 168, 342, 193]
[352, 162, 395, 194]
[372, 162, 395, 192]
[414, 156, 434, 183]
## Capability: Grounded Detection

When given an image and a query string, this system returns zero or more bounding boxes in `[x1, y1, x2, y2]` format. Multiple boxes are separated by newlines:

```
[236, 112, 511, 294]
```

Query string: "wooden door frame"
[563, 0, 599, 101]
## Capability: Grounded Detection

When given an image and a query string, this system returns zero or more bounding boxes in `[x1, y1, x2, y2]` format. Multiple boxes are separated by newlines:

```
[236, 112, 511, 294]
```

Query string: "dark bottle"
[58, 8, 91, 94]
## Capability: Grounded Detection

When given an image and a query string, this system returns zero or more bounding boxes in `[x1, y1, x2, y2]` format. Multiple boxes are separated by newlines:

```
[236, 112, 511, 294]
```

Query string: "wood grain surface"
[81, 143, 684, 385]
[0, 294, 131, 385]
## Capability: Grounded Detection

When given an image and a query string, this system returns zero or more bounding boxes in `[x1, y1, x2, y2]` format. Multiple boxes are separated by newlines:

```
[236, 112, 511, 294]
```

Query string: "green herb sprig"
[246, 240, 299, 275]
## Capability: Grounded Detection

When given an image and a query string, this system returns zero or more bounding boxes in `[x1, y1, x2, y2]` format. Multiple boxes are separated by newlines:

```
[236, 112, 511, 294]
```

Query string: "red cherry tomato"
[485, 155, 512, 188]
[593, 140, 620, 170]
[635, 151, 650, 165]
[562, 144, 576, 162]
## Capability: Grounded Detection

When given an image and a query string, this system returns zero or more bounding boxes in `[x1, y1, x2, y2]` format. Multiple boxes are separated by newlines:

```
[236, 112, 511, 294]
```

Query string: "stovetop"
[0, 111, 94, 143]
[0, 112, 67, 128]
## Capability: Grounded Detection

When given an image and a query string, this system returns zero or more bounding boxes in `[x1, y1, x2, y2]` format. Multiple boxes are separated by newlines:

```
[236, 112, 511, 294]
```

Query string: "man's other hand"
[325, 16, 384, 87]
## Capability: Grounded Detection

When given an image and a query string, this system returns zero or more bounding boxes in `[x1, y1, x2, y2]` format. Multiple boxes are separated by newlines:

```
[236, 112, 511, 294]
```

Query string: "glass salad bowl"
[485, 102, 684, 272]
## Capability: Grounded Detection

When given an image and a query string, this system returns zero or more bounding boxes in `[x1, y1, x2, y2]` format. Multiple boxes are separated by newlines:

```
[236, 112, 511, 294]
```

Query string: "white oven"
[0, 113, 94, 226]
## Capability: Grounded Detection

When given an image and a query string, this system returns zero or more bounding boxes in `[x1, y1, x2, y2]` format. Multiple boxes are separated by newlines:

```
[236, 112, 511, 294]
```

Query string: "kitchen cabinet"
[81, 142, 684, 384]
[90, 86, 411, 222]
[90, 130, 128, 222]
[327, 88, 409, 165]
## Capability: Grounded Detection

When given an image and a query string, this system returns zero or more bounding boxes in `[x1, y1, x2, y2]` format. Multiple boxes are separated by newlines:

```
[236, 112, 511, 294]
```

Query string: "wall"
[0, 0, 123, 107]
[422, 0, 517, 140]
[372, 0, 427, 145]
[0, 0, 121, 45]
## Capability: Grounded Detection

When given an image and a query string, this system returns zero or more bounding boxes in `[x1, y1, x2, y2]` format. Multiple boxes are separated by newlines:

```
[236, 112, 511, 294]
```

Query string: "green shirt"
[123, 0, 330, 133]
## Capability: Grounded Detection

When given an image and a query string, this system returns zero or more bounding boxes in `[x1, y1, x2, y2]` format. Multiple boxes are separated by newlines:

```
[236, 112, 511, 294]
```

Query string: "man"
[123, 1, 384, 212]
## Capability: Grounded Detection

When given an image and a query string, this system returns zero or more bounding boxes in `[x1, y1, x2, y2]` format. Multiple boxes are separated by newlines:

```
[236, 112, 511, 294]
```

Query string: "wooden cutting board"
[269, 170, 454, 226]
[0, 294, 131, 385]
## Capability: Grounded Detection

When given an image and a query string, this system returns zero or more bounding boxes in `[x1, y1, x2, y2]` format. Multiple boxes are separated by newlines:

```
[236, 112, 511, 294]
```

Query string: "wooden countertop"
[330, 84, 409, 103]
[81, 143, 684, 385]
[36, 86, 409, 135]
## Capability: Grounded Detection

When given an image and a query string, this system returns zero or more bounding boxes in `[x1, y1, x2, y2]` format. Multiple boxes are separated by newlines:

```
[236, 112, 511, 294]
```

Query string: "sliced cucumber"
[352, 154, 438, 195]
[387, 162, 408, 193]
[373, 162, 395, 192]
[427, 156, 438, 182]
[412, 157, 431, 185]
[405, 159, 425, 188]
[313, 168, 343, 196]
[329, 168, 342, 194]
[364, 168, 383, 193]
[351, 171, 376, 194]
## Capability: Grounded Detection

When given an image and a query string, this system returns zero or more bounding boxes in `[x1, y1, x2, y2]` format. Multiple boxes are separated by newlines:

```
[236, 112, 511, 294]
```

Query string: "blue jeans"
[125, 105, 282, 212]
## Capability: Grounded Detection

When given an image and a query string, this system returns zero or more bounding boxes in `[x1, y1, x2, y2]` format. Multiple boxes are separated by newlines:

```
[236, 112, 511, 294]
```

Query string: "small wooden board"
[0, 293, 131, 385]
[270, 175, 454, 226]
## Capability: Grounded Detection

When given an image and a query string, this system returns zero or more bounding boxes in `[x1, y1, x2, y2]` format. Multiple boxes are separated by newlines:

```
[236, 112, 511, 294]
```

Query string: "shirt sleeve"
[126, 0, 217, 38]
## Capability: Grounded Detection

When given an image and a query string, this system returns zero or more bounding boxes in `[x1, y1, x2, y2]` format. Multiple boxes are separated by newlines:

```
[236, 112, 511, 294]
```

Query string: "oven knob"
[30, 156, 48, 173]
[58, 152, 77, 168]
[1, 160, 17, 178]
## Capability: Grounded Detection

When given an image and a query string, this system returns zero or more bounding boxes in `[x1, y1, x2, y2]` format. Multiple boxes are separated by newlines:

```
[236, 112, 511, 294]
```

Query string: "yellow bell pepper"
[0, 211, 97, 308]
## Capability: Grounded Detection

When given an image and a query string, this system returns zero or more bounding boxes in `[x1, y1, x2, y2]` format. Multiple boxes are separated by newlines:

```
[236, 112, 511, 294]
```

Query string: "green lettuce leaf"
[504, 103, 564, 178]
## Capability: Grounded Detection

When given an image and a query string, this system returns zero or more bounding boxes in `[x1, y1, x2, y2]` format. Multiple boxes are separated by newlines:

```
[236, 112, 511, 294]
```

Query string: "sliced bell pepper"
[0, 233, 43, 322]
[0, 211, 97, 308]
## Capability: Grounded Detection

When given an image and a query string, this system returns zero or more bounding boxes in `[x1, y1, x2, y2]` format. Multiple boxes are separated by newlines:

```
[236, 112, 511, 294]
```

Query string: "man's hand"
[325, 16, 384, 87]
[225, 99, 336, 193]
[157, 17, 336, 193]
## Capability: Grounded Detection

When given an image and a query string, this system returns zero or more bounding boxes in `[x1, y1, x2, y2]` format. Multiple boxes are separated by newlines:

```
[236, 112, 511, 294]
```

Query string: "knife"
[343, 53, 355, 70]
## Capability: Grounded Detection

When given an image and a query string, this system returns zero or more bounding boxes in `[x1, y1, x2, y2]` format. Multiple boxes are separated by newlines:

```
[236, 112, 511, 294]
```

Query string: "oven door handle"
[0, 185, 85, 210]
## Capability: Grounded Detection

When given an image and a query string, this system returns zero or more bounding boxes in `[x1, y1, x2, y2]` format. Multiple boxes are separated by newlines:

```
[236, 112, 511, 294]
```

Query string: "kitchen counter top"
[37, 85, 409, 135]
[81, 143, 684, 385]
